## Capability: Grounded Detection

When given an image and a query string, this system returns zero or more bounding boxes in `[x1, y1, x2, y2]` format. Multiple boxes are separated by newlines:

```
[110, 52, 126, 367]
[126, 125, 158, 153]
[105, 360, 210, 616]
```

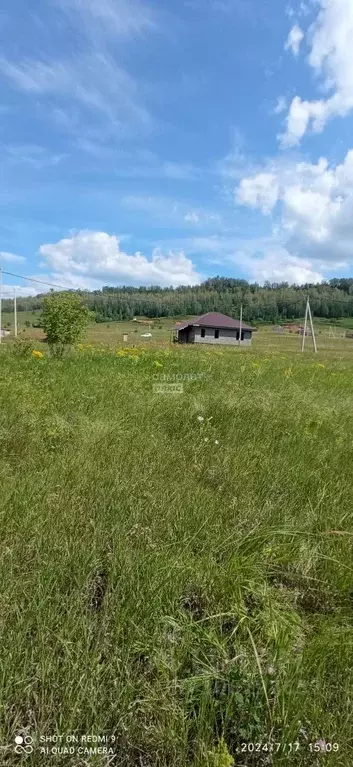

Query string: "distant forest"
[3, 277, 353, 324]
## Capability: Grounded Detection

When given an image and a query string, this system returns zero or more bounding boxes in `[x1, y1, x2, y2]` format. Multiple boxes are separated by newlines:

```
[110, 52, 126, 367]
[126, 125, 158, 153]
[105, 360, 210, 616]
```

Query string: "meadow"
[0, 322, 353, 766]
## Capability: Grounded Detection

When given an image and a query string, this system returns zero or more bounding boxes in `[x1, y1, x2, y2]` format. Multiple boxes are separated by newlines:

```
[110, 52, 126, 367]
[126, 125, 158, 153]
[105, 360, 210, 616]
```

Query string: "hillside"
[3, 277, 353, 325]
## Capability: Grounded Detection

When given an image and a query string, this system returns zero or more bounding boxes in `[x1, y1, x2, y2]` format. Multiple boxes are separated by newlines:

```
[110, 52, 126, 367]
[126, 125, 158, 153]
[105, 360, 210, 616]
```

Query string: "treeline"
[3, 277, 353, 324]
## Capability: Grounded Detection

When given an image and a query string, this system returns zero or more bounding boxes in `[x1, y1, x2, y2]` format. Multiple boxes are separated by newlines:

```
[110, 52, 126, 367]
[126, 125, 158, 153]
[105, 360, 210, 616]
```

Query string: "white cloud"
[0, 285, 38, 298]
[243, 249, 323, 285]
[0, 53, 152, 135]
[236, 173, 280, 214]
[285, 24, 304, 56]
[157, 233, 325, 285]
[0, 251, 26, 264]
[234, 149, 353, 280]
[184, 211, 200, 223]
[281, 0, 353, 145]
[274, 97, 287, 115]
[56, 0, 156, 40]
[122, 194, 220, 226]
[1, 144, 65, 168]
[287, 2, 311, 19]
[39, 231, 202, 287]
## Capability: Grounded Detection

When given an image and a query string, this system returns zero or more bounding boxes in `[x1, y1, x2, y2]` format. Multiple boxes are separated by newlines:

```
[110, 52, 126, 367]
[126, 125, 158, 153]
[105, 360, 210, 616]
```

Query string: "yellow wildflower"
[32, 349, 44, 359]
[283, 367, 293, 378]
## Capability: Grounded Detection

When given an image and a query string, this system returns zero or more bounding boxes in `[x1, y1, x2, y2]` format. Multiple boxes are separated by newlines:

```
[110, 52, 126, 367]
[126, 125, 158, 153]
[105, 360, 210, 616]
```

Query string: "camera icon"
[14, 735, 34, 755]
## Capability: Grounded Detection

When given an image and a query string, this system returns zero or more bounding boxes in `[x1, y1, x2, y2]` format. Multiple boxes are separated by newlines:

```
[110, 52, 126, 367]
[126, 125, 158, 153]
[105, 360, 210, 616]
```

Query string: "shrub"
[42, 292, 91, 357]
[12, 338, 34, 357]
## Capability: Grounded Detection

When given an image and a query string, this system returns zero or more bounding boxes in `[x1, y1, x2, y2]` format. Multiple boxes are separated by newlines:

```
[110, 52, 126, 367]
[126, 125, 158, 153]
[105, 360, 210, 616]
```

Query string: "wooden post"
[307, 299, 317, 353]
[239, 304, 242, 346]
[301, 297, 309, 352]
[14, 287, 17, 337]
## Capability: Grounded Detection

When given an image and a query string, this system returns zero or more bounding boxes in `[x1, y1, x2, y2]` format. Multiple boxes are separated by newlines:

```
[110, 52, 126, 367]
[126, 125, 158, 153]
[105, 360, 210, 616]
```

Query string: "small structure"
[174, 312, 255, 346]
[283, 323, 301, 333]
[0, 329, 10, 338]
[282, 323, 311, 335]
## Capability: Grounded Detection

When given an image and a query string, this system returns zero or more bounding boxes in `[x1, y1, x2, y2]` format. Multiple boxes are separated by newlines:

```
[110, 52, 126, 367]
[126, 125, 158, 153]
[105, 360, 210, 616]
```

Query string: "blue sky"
[1, 0, 353, 294]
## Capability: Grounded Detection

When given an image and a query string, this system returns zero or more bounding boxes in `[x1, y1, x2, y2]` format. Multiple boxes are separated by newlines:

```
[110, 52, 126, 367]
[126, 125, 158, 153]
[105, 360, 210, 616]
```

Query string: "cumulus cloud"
[39, 231, 202, 287]
[236, 173, 280, 214]
[244, 249, 324, 285]
[234, 149, 353, 280]
[281, 0, 353, 145]
[285, 24, 304, 56]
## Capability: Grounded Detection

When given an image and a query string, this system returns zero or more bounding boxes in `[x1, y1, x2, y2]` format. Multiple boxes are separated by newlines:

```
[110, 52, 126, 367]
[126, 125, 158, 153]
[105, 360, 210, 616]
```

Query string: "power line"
[0, 270, 78, 292]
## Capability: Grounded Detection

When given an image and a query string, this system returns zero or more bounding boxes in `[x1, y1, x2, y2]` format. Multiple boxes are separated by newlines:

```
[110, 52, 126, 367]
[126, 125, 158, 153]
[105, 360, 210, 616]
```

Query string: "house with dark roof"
[174, 312, 255, 346]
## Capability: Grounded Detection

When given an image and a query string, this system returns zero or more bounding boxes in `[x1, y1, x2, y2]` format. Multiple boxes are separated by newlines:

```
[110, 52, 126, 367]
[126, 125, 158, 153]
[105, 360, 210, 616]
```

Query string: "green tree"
[42, 292, 90, 356]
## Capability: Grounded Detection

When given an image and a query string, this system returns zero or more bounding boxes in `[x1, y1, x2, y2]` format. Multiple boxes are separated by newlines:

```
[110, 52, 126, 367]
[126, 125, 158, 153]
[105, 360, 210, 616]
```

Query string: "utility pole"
[302, 295, 317, 353]
[14, 287, 17, 338]
[239, 303, 243, 346]
[307, 298, 317, 353]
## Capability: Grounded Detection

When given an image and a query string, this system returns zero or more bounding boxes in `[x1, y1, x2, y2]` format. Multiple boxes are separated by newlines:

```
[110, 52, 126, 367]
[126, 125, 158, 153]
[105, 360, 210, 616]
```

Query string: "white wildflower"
[197, 416, 204, 422]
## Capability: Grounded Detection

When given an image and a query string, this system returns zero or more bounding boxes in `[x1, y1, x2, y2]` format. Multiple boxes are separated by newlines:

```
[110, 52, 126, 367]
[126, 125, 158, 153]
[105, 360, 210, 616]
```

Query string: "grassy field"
[4, 311, 353, 349]
[0, 329, 353, 766]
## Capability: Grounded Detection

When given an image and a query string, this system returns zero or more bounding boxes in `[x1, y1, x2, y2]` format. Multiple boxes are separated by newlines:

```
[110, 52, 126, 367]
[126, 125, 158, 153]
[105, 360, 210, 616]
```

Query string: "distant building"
[174, 312, 255, 346]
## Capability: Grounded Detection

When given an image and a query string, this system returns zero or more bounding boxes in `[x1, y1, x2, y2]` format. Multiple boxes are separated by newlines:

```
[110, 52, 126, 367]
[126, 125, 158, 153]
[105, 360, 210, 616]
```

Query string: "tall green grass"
[0, 342, 352, 765]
